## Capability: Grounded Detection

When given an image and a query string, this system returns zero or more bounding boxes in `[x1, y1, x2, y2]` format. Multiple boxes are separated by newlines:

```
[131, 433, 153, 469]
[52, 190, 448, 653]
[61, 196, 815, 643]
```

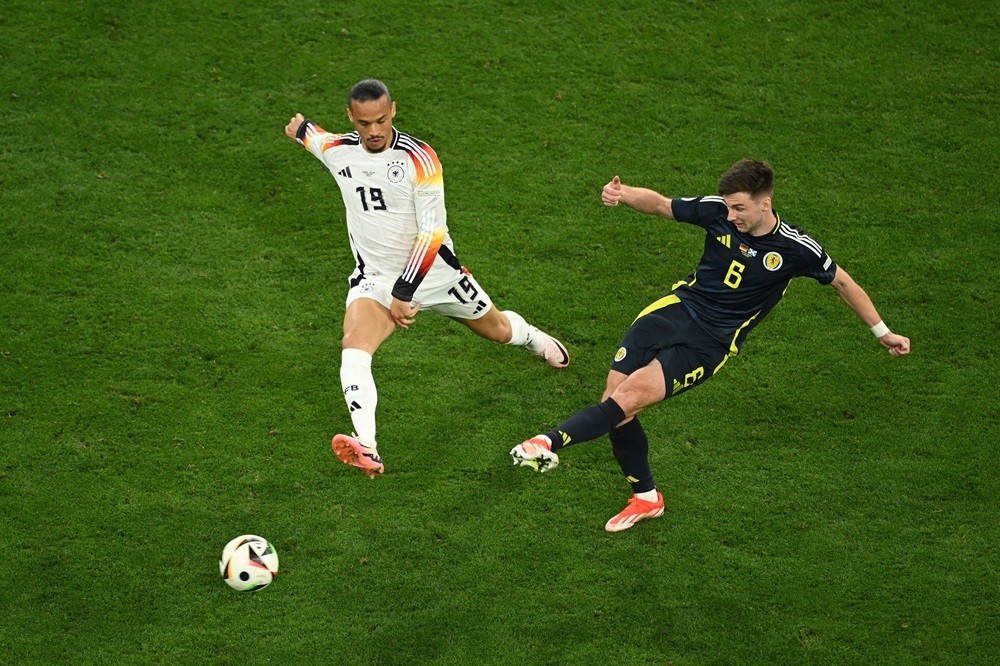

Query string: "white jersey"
[299, 121, 458, 302]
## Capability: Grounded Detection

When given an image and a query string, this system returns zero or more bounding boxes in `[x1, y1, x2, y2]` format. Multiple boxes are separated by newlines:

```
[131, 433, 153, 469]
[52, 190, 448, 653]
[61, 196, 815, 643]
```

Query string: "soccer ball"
[219, 535, 279, 592]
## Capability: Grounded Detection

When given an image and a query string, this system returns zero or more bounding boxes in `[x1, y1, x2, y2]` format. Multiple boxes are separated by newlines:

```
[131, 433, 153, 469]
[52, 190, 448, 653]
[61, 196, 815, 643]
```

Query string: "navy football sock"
[545, 398, 626, 452]
[610, 417, 655, 494]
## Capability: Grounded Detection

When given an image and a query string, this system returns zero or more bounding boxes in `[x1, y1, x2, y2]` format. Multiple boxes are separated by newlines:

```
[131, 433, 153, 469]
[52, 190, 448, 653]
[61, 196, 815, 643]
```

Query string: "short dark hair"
[718, 159, 775, 199]
[348, 79, 391, 106]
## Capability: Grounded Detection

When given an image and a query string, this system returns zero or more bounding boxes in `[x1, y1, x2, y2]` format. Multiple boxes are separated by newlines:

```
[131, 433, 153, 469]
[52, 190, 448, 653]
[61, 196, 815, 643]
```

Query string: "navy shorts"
[610, 296, 731, 398]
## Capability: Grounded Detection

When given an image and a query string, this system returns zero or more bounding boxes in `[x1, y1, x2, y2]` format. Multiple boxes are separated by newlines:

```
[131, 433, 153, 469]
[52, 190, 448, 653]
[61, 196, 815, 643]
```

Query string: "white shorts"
[345, 266, 493, 320]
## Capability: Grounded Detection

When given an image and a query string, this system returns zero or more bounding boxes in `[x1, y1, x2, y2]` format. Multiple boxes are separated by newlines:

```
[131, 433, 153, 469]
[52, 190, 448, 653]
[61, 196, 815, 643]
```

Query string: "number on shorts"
[448, 275, 487, 314]
[683, 367, 704, 387]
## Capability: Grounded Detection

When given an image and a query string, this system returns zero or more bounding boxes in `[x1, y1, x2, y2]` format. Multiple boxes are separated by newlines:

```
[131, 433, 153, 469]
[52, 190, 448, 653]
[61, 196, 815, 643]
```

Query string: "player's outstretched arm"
[830, 267, 910, 356]
[602, 176, 674, 218]
[284, 113, 306, 140]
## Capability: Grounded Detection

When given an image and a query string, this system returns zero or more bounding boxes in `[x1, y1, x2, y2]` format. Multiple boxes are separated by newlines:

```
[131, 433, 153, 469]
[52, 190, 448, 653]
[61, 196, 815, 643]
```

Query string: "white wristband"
[870, 321, 889, 338]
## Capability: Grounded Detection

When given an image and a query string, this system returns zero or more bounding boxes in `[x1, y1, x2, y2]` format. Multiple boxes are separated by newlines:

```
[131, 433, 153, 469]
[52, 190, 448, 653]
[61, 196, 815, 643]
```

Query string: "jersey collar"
[769, 211, 782, 235]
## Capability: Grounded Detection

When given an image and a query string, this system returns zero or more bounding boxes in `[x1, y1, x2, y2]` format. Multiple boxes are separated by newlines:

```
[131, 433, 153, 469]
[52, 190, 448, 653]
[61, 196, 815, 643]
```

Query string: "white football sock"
[340, 348, 378, 448]
[502, 310, 545, 354]
[636, 489, 659, 502]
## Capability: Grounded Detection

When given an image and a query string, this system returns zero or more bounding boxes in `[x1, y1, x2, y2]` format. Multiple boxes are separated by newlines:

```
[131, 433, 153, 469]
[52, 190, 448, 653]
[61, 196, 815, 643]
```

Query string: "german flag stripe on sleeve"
[301, 122, 358, 156]
[396, 133, 446, 290]
[397, 133, 443, 189]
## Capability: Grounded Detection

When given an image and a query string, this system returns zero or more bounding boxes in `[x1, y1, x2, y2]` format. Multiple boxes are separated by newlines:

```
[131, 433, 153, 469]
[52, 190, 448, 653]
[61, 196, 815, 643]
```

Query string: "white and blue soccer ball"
[219, 535, 279, 592]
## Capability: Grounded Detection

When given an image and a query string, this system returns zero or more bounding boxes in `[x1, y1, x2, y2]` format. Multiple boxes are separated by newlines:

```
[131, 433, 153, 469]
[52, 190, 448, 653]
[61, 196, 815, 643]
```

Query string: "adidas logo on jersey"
[337, 167, 353, 178]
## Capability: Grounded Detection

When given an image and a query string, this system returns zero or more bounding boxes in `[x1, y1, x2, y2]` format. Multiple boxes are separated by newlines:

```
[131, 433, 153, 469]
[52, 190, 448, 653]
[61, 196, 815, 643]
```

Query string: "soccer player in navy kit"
[512, 160, 910, 531]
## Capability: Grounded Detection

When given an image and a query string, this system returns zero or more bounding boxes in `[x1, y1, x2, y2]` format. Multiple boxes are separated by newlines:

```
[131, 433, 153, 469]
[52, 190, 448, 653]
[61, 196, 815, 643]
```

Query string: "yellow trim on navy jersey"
[770, 212, 782, 235]
[714, 352, 732, 375]
[633, 294, 681, 323]
[672, 275, 698, 291]
[728, 311, 761, 354]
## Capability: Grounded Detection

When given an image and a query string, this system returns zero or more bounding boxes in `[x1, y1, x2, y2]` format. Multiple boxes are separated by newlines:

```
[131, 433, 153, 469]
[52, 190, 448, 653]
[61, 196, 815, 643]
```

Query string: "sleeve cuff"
[295, 119, 313, 142]
[391, 278, 416, 303]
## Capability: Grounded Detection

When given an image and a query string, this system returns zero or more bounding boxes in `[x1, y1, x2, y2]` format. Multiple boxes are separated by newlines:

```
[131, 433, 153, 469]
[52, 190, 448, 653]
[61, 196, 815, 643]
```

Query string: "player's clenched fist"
[285, 113, 305, 140]
[602, 175, 622, 206]
[878, 332, 911, 357]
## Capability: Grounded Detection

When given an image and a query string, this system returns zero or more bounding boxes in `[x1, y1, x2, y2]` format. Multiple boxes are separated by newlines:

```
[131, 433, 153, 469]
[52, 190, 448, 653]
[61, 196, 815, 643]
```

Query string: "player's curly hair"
[718, 159, 774, 200]
[349, 79, 392, 106]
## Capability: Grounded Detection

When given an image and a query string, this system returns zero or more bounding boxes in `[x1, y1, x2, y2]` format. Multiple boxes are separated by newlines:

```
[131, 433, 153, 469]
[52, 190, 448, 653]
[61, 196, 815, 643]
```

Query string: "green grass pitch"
[1, 0, 998, 663]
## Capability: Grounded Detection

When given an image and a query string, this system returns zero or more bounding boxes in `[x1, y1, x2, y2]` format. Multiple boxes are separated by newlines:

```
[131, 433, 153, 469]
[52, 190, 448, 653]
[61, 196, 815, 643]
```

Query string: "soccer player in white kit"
[284, 79, 569, 478]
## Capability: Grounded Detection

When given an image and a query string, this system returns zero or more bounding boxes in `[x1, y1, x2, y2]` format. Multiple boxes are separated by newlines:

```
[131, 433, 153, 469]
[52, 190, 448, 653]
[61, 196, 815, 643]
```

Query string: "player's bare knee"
[608, 389, 642, 419]
[610, 376, 663, 418]
[494, 319, 513, 344]
[341, 331, 361, 349]
[603, 371, 627, 402]
[476, 311, 511, 343]
[341, 327, 389, 352]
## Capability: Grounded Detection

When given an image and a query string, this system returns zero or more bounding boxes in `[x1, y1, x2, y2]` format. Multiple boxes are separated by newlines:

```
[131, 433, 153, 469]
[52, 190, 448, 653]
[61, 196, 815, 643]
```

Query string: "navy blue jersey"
[670, 196, 838, 352]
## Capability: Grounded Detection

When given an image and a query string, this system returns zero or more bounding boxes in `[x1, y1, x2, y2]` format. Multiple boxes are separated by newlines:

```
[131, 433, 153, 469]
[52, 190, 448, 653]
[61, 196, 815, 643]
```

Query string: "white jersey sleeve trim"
[778, 225, 823, 257]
